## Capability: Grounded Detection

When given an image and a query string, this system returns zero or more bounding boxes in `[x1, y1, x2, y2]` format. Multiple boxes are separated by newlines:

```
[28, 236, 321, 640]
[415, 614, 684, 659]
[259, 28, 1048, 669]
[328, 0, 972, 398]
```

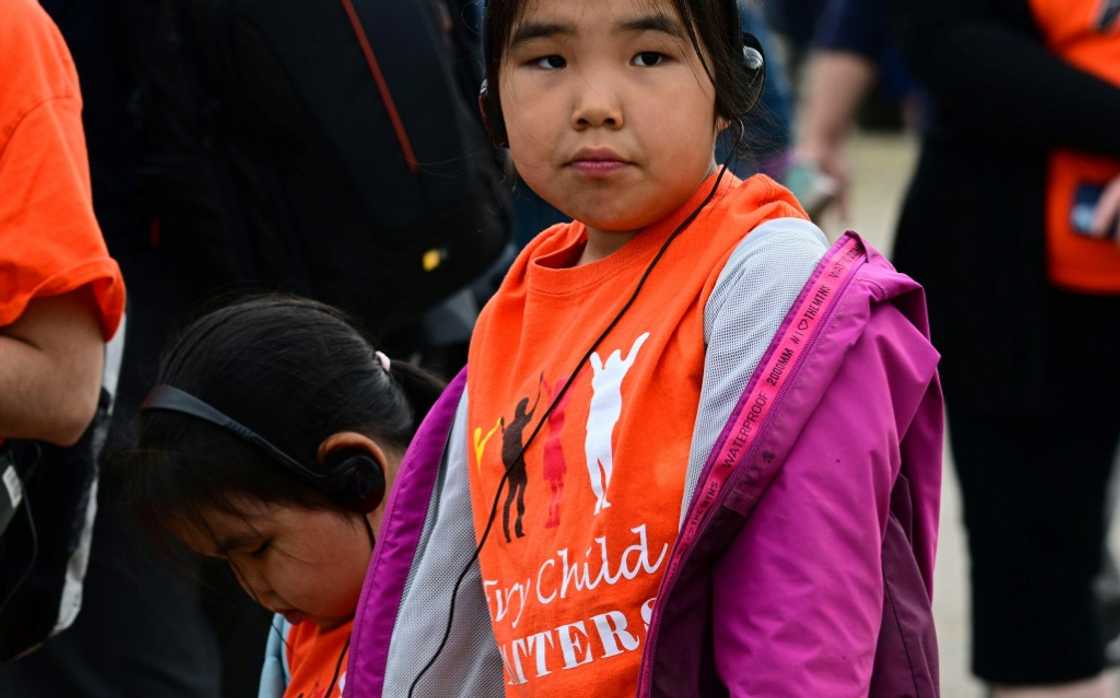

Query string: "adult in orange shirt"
[0, 0, 125, 662]
[0, 0, 124, 446]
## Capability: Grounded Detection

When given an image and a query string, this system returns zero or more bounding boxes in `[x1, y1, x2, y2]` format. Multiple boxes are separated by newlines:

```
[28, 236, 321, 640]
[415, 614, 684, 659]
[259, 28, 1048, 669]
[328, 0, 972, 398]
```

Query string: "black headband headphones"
[478, 0, 766, 147]
[139, 303, 387, 515]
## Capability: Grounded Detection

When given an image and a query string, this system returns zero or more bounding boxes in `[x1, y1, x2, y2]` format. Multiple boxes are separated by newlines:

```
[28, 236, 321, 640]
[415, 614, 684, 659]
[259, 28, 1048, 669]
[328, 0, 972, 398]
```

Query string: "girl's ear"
[317, 431, 393, 477]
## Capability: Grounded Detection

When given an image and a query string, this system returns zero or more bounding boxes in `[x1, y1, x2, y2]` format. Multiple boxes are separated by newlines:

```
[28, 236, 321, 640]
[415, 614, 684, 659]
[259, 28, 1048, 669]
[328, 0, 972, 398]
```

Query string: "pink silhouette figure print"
[584, 332, 651, 515]
[542, 379, 571, 529]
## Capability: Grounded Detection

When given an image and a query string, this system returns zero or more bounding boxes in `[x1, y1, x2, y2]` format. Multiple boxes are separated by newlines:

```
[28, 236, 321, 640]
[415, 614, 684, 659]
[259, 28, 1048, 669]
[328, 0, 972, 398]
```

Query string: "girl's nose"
[571, 88, 624, 132]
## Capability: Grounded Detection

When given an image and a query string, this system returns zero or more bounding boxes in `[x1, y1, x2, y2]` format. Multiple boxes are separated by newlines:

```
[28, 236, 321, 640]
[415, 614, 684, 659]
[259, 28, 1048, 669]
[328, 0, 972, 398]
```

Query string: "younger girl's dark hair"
[110, 295, 444, 545]
[484, 0, 755, 126]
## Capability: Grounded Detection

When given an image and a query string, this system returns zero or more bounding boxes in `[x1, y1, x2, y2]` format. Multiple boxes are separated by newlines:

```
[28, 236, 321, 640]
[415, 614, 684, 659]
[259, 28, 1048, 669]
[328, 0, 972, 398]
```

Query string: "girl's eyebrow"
[510, 13, 683, 48]
[615, 14, 685, 39]
[510, 21, 575, 47]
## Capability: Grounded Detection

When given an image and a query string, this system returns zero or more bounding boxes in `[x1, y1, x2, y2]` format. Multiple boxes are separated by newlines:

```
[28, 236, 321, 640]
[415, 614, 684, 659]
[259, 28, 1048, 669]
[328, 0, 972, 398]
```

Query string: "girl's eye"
[631, 51, 667, 68]
[532, 55, 566, 70]
[249, 540, 272, 559]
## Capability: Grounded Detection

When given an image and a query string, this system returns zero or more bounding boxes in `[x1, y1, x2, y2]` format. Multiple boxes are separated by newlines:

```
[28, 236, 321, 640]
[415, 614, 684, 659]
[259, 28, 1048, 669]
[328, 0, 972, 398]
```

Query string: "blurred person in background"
[891, 1, 1120, 696]
[761, 0, 829, 87]
[792, 0, 923, 219]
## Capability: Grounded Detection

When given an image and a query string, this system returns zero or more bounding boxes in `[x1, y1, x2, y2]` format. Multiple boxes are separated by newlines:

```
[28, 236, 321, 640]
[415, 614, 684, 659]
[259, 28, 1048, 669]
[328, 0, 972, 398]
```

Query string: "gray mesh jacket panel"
[680, 218, 828, 521]
[383, 217, 827, 695]
[383, 394, 505, 697]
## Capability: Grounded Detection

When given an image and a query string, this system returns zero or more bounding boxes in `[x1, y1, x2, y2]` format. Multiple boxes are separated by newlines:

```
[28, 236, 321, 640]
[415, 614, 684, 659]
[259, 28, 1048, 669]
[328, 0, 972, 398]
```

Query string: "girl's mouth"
[567, 147, 632, 177]
[570, 159, 629, 176]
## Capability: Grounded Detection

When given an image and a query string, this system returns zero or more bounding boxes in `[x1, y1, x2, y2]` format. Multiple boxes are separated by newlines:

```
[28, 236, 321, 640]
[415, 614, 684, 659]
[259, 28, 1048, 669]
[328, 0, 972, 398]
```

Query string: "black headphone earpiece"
[479, 78, 507, 148]
[737, 31, 766, 116]
[320, 448, 387, 514]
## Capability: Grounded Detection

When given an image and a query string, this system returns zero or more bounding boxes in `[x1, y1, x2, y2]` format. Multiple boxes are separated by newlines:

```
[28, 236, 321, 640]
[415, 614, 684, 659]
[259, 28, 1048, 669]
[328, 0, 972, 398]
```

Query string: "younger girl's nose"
[571, 87, 624, 131]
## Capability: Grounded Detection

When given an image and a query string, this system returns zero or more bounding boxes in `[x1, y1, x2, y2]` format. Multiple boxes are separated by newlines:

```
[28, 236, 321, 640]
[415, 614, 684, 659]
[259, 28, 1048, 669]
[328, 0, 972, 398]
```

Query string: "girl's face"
[182, 501, 375, 630]
[499, 0, 720, 234]
[179, 438, 400, 629]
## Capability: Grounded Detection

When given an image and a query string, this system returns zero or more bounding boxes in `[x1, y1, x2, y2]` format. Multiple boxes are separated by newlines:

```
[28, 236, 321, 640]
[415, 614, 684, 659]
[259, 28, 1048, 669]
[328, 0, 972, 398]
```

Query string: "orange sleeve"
[0, 0, 125, 340]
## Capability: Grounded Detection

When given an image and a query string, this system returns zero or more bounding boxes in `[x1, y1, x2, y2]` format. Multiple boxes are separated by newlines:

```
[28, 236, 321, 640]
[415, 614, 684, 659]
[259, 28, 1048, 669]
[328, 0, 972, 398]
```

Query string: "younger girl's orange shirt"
[466, 174, 806, 696]
[0, 0, 125, 339]
[283, 620, 351, 698]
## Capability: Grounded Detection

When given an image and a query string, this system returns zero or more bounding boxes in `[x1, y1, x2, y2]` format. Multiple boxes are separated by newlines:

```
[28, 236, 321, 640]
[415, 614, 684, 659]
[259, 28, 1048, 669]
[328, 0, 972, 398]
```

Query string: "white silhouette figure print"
[584, 331, 651, 515]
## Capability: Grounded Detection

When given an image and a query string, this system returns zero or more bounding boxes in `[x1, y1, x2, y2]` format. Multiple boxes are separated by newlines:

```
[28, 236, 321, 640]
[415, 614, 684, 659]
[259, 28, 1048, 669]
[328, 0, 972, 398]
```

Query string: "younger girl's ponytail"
[386, 359, 445, 439]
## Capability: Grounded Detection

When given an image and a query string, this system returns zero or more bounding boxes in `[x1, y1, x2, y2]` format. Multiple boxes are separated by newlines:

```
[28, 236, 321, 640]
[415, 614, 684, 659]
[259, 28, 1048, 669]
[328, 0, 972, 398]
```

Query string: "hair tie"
[375, 351, 391, 373]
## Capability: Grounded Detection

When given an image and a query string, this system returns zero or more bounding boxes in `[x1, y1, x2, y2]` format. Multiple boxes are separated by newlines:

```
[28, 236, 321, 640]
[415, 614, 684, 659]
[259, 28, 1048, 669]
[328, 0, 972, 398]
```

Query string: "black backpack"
[138, 0, 510, 333]
[0, 392, 111, 662]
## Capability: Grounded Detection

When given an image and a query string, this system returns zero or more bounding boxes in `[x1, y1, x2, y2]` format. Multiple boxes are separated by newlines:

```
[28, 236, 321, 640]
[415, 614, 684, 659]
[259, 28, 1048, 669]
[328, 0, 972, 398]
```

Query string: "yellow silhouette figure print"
[473, 419, 501, 472]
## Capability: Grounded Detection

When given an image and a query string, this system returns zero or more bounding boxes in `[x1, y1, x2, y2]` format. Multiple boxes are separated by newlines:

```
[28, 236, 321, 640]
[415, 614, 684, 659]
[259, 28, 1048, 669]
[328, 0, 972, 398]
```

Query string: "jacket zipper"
[636, 234, 866, 694]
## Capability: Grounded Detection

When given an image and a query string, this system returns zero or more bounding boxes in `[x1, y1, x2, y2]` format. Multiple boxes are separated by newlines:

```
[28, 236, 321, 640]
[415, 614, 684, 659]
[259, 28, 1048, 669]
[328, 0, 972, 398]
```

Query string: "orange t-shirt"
[284, 620, 352, 698]
[1031, 0, 1120, 292]
[466, 174, 806, 696]
[0, 0, 125, 339]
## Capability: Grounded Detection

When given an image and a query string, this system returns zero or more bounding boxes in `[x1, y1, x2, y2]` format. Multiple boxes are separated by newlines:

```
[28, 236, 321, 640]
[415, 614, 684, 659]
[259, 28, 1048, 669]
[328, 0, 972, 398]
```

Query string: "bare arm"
[797, 52, 877, 159]
[794, 51, 878, 214]
[0, 289, 104, 446]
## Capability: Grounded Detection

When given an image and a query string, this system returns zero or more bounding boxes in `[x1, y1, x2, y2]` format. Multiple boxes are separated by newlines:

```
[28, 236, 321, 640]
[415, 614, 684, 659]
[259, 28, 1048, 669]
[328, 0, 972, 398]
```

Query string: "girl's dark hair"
[484, 0, 754, 125]
[110, 295, 444, 544]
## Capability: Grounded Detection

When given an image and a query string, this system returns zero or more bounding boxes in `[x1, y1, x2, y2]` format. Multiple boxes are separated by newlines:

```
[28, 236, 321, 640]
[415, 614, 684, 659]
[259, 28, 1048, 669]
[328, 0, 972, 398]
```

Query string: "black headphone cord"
[408, 135, 742, 697]
[325, 635, 351, 697]
[362, 516, 376, 549]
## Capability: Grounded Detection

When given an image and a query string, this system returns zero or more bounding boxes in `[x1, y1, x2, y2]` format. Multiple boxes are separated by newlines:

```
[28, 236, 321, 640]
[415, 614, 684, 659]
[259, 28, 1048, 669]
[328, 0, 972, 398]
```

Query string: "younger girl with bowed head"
[346, 0, 944, 696]
[109, 296, 443, 698]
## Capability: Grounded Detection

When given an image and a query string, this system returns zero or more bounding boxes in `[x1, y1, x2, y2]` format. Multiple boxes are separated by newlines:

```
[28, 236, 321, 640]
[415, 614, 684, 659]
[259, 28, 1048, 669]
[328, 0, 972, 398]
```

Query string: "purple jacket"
[346, 233, 942, 697]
